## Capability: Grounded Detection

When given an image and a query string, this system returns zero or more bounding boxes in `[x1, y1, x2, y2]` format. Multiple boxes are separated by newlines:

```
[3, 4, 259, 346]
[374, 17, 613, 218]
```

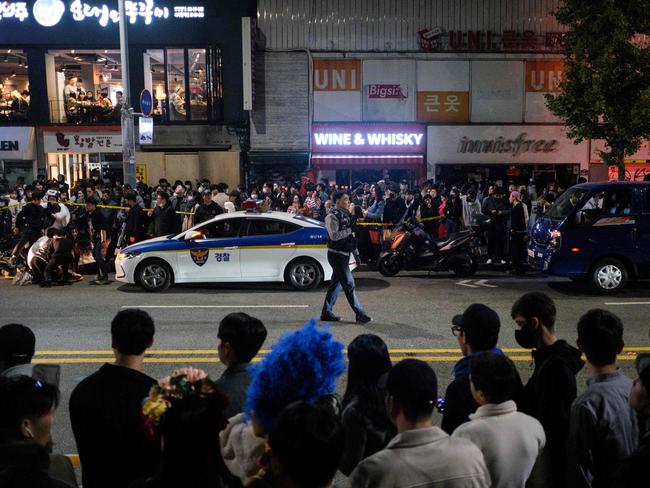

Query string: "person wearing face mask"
[510, 292, 584, 488]
[0, 375, 77, 488]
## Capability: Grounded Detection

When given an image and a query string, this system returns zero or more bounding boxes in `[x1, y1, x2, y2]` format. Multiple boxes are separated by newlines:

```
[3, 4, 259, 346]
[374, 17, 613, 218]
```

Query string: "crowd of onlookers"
[0, 172, 569, 286]
[0, 291, 648, 488]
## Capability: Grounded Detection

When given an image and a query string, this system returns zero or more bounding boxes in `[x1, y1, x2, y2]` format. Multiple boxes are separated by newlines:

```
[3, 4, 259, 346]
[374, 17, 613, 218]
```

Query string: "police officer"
[11, 192, 46, 264]
[193, 189, 223, 225]
[321, 191, 372, 324]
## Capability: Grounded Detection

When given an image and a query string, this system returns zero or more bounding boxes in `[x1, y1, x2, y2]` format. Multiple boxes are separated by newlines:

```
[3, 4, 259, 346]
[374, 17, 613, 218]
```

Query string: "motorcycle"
[377, 219, 479, 277]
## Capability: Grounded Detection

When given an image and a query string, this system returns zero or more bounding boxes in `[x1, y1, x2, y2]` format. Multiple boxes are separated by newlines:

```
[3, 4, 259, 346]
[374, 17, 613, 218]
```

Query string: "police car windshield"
[546, 187, 589, 220]
[292, 215, 325, 227]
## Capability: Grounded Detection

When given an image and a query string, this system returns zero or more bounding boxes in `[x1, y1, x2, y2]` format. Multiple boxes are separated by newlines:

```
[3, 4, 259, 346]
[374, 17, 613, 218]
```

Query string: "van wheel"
[590, 258, 628, 295]
[285, 258, 322, 291]
[136, 259, 173, 292]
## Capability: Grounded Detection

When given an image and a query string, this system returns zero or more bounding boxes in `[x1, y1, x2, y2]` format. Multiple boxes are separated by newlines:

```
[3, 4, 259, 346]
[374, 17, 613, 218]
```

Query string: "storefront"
[0, 0, 252, 181]
[311, 123, 426, 187]
[0, 126, 36, 186]
[427, 125, 589, 190]
[42, 126, 122, 184]
[589, 139, 650, 181]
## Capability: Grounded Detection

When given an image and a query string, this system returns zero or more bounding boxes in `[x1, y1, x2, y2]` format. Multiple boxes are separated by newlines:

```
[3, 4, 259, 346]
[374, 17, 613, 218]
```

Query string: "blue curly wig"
[245, 319, 346, 431]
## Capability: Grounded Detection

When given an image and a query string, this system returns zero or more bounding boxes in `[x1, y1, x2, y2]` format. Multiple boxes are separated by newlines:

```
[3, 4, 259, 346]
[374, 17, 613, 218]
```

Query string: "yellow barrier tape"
[355, 215, 443, 227]
[1, 200, 194, 215]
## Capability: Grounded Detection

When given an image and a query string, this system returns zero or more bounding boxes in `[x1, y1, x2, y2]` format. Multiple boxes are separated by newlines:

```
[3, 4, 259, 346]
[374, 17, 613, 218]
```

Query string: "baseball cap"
[384, 359, 438, 405]
[636, 353, 650, 392]
[452, 303, 501, 337]
[0, 324, 36, 362]
[201, 190, 212, 197]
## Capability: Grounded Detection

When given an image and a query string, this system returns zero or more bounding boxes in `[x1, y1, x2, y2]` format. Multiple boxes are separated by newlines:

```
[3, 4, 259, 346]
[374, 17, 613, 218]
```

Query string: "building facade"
[0, 0, 253, 187]
[251, 0, 598, 189]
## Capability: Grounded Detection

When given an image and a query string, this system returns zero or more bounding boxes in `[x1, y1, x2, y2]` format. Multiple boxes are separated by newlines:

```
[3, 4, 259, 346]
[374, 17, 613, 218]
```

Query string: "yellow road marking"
[33, 346, 650, 356]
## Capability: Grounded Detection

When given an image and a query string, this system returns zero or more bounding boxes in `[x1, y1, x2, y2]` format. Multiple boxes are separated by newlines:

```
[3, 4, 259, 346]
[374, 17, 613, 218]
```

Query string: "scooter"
[377, 219, 479, 277]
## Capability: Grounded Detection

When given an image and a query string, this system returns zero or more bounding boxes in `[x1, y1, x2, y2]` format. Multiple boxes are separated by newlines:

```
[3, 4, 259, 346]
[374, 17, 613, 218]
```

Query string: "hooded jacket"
[441, 347, 506, 434]
[520, 340, 584, 488]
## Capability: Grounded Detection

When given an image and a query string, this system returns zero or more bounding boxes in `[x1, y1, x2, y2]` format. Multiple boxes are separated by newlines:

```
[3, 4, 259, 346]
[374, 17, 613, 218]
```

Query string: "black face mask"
[514, 323, 538, 349]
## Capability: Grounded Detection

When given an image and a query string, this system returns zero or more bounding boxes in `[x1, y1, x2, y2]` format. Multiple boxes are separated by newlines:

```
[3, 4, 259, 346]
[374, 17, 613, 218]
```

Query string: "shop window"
[0, 49, 30, 124]
[144, 47, 221, 123]
[46, 49, 122, 124]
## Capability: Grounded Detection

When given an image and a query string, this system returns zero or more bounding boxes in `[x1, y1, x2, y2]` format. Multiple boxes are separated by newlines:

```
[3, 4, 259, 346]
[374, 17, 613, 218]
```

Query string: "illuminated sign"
[0, 1, 204, 27]
[139, 116, 153, 145]
[312, 123, 426, 155]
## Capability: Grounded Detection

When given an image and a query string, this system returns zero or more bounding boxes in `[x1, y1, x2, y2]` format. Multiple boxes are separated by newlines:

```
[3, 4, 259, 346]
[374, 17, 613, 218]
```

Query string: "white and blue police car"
[115, 211, 356, 292]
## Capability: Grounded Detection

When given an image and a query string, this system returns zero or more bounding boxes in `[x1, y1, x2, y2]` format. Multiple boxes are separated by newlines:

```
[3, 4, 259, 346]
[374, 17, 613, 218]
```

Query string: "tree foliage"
[546, 0, 650, 180]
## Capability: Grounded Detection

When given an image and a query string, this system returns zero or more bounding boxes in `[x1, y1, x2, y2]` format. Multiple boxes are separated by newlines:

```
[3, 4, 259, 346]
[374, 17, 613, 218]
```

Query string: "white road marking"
[121, 305, 310, 309]
[456, 280, 479, 288]
[475, 279, 498, 288]
[604, 302, 650, 306]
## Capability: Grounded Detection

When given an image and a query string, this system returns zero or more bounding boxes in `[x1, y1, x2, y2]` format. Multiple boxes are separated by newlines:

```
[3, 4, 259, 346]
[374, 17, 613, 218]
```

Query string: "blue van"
[528, 181, 650, 294]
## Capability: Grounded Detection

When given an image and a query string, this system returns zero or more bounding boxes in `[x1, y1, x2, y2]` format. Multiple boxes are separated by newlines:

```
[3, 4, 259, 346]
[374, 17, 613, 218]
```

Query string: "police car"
[115, 211, 356, 292]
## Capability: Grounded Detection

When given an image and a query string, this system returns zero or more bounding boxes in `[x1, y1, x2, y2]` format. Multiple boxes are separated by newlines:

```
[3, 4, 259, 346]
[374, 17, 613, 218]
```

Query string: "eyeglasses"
[451, 325, 463, 337]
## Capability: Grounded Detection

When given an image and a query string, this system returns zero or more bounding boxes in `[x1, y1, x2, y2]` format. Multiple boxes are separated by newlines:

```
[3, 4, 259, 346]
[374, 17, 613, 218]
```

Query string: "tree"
[546, 0, 650, 180]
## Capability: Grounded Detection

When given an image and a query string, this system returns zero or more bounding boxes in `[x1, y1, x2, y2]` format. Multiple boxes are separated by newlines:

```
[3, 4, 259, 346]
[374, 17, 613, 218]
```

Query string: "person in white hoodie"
[453, 352, 546, 488]
[42, 190, 70, 231]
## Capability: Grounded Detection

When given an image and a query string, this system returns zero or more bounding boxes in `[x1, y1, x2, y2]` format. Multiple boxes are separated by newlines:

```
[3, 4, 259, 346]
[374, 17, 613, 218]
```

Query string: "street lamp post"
[118, 0, 137, 187]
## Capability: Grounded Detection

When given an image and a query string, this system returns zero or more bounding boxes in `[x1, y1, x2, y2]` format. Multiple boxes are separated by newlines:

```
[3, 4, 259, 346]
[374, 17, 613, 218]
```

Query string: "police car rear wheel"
[137, 259, 172, 292]
[286, 258, 321, 291]
[591, 258, 627, 295]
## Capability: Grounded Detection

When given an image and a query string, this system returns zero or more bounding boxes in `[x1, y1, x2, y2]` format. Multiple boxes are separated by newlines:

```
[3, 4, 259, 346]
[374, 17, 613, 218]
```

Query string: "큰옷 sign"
[417, 91, 469, 123]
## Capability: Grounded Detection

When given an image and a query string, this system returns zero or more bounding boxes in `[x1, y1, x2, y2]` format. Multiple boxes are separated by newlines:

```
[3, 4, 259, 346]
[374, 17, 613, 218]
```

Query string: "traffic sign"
[140, 89, 153, 116]
[139, 117, 154, 145]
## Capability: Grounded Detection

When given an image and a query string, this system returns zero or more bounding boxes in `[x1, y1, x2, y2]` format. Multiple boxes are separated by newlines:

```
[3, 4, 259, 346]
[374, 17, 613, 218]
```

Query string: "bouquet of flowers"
[142, 367, 220, 436]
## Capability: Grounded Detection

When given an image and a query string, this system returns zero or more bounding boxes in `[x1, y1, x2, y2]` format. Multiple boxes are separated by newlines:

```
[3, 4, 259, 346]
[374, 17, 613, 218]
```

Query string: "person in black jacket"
[510, 292, 584, 488]
[444, 190, 463, 235]
[151, 191, 181, 237]
[85, 199, 110, 284]
[482, 187, 508, 265]
[441, 303, 505, 434]
[509, 191, 527, 275]
[12, 193, 46, 263]
[193, 190, 223, 226]
[121, 192, 148, 246]
[41, 229, 74, 287]
[382, 189, 406, 228]
[340, 334, 396, 476]
[69, 309, 160, 488]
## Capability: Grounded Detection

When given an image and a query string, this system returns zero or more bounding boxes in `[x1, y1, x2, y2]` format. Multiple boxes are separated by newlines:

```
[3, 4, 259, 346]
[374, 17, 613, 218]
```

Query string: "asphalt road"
[2, 268, 650, 468]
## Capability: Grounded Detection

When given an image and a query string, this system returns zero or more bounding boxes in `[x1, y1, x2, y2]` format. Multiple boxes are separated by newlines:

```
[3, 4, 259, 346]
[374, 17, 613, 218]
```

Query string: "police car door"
[178, 217, 243, 281]
[239, 218, 301, 279]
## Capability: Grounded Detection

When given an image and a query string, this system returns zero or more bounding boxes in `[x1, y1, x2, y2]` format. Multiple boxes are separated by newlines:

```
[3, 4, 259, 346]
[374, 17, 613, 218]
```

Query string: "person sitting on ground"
[453, 352, 545, 488]
[41, 229, 74, 288]
[248, 400, 344, 488]
[613, 353, 650, 487]
[69, 309, 160, 488]
[27, 227, 57, 284]
[566, 309, 639, 488]
[339, 334, 395, 476]
[131, 368, 230, 488]
[220, 320, 346, 485]
[442, 303, 505, 434]
[511, 292, 584, 488]
[0, 323, 60, 387]
[0, 376, 77, 488]
[216, 312, 268, 419]
[349, 359, 490, 488]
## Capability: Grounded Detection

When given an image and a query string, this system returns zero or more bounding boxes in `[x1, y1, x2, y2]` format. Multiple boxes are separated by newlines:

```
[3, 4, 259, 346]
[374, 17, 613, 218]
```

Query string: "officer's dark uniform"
[194, 201, 223, 225]
[321, 206, 369, 322]
[13, 201, 46, 260]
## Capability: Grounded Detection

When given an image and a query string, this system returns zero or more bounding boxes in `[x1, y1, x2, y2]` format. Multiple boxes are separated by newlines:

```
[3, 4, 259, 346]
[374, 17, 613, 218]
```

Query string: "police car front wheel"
[137, 259, 173, 292]
[285, 258, 322, 291]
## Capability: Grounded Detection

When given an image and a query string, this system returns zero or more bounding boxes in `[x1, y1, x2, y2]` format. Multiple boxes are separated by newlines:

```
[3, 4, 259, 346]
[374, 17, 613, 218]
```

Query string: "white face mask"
[251, 194, 258, 200]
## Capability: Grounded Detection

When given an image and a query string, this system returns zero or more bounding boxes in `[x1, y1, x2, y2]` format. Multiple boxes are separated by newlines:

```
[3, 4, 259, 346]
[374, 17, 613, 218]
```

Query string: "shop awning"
[311, 154, 424, 169]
